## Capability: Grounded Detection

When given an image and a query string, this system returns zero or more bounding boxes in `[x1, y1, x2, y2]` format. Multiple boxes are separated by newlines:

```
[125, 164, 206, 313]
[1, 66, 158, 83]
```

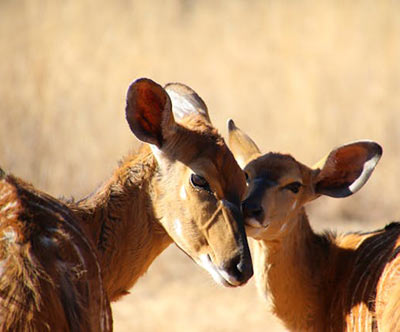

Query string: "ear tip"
[164, 82, 196, 98]
[227, 119, 236, 131]
[124, 77, 170, 148]
[360, 140, 383, 161]
[343, 140, 383, 160]
[127, 77, 164, 97]
[128, 77, 151, 89]
[372, 142, 383, 157]
[126, 78, 167, 110]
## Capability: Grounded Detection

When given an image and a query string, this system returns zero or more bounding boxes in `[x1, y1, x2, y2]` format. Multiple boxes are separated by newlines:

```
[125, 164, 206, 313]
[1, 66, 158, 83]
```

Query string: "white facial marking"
[198, 254, 225, 286]
[291, 200, 297, 211]
[279, 221, 288, 232]
[174, 218, 183, 238]
[150, 145, 168, 169]
[349, 153, 381, 193]
[180, 185, 187, 200]
[198, 254, 240, 287]
[219, 270, 241, 287]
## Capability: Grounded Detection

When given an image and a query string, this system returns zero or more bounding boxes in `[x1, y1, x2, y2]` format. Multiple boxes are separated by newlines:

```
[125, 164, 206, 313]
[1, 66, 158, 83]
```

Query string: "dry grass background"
[1, 0, 400, 331]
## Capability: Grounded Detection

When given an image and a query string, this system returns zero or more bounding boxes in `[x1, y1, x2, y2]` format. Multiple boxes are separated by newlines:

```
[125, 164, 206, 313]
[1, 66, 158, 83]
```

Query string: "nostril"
[236, 257, 253, 282]
[223, 255, 253, 284]
[251, 207, 263, 218]
[242, 201, 264, 221]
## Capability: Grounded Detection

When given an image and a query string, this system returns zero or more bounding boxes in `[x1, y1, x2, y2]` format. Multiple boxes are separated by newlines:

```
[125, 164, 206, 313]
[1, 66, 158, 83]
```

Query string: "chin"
[245, 224, 269, 240]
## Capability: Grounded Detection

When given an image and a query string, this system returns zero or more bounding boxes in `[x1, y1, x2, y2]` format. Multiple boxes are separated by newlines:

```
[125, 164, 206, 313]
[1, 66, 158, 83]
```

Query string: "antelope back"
[125, 79, 253, 286]
[0, 174, 111, 331]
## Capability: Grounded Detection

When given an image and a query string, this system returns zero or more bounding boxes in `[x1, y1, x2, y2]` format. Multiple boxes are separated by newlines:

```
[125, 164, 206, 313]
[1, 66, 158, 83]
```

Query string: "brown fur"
[0, 79, 251, 331]
[251, 214, 400, 331]
[228, 121, 398, 331]
[0, 174, 110, 332]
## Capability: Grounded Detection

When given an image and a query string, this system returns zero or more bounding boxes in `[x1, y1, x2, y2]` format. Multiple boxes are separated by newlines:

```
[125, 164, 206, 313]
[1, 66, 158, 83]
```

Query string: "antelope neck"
[69, 147, 172, 301]
[258, 210, 330, 331]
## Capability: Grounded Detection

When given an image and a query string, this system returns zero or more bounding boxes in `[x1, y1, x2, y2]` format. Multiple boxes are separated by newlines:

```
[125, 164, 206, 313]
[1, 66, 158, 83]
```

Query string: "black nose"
[223, 254, 253, 285]
[220, 199, 253, 285]
[242, 200, 264, 221]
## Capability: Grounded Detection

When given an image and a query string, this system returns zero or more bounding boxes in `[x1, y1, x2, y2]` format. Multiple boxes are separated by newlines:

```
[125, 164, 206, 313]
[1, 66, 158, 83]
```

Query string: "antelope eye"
[244, 172, 249, 182]
[284, 182, 302, 194]
[190, 174, 211, 191]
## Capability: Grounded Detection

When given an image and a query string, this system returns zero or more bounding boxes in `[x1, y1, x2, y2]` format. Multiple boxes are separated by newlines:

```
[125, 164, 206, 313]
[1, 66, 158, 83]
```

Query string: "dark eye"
[190, 174, 211, 191]
[244, 172, 249, 182]
[284, 182, 302, 194]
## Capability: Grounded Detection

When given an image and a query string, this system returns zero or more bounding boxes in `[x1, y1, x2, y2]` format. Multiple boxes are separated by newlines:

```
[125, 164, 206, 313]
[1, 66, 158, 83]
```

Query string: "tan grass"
[1, 0, 400, 330]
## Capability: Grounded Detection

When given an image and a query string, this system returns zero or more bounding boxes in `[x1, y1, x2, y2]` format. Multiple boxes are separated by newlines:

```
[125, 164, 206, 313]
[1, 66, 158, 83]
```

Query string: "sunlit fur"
[0, 80, 251, 331]
[229, 121, 399, 331]
[0, 173, 111, 332]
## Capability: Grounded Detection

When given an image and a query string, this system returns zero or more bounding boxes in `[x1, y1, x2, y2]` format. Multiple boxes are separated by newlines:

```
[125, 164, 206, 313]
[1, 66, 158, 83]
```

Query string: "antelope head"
[228, 119, 382, 240]
[125, 79, 252, 286]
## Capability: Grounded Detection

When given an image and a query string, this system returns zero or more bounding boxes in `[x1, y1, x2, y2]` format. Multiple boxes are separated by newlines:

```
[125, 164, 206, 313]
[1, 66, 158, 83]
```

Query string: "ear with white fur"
[312, 141, 382, 198]
[227, 119, 261, 169]
[164, 83, 211, 123]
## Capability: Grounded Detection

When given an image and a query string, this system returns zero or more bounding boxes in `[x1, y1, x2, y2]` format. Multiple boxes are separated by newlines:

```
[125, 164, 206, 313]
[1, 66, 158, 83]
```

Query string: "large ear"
[227, 119, 261, 169]
[164, 83, 211, 123]
[125, 78, 175, 148]
[312, 141, 382, 198]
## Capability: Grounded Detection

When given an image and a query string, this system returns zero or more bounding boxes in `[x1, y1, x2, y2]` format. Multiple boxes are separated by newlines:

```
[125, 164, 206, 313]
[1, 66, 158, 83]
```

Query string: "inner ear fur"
[125, 78, 175, 148]
[227, 119, 261, 169]
[313, 141, 382, 198]
[164, 82, 211, 123]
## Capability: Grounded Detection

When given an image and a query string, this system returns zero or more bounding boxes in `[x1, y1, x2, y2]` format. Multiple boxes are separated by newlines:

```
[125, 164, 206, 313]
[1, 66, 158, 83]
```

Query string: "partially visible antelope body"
[228, 120, 400, 332]
[0, 79, 253, 331]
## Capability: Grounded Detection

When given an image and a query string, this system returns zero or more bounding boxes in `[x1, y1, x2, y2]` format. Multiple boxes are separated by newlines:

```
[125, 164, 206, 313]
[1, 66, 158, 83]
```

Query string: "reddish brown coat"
[228, 120, 399, 331]
[0, 79, 252, 331]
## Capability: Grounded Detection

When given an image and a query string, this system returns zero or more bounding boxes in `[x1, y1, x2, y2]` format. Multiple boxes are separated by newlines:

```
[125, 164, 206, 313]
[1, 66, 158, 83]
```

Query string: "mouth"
[245, 218, 269, 239]
[198, 254, 242, 288]
[246, 217, 269, 228]
[246, 217, 265, 228]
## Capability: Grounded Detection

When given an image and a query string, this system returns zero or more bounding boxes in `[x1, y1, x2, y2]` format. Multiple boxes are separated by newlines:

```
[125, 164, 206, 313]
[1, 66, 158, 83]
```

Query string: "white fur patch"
[180, 185, 187, 200]
[279, 221, 288, 232]
[198, 254, 240, 287]
[174, 218, 183, 238]
[348, 153, 380, 194]
[150, 145, 166, 168]
[219, 271, 240, 286]
[198, 254, 224, 285]
[167, 90, 207, 121]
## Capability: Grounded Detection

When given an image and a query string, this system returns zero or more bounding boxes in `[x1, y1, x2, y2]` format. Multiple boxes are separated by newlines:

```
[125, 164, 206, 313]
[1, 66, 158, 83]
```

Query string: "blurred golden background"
[1, 0, 399, 331]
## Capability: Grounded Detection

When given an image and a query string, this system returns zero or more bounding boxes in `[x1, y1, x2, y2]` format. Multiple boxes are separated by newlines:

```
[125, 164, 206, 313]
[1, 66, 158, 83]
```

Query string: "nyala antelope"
[0, 79, 253, 331]
[228, 120, 400, 332]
